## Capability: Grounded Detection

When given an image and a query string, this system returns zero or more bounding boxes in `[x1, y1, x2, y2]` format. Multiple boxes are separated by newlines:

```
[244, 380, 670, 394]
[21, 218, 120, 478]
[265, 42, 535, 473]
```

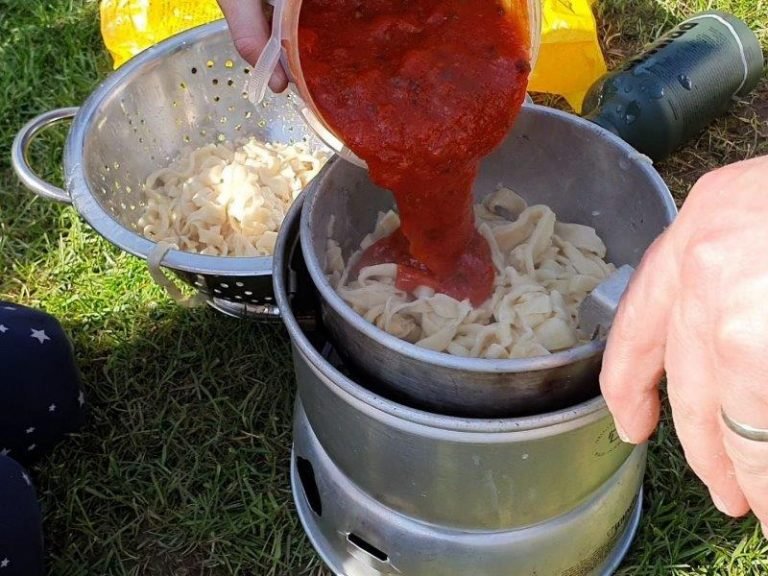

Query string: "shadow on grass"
[0, 4, 325, 571]
[30, 303, 328, 576]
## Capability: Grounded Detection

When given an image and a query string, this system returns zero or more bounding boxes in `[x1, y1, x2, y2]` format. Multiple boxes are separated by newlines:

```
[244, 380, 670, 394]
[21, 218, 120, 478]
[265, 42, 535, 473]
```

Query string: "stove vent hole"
[347, 533, 389, 563]
[296, 457, 322, 516]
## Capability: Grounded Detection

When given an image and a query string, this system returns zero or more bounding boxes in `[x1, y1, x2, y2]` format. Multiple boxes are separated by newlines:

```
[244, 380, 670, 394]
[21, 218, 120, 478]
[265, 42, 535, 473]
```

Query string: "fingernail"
[614, 420, 631, 443]
[711, 493, 732, 515]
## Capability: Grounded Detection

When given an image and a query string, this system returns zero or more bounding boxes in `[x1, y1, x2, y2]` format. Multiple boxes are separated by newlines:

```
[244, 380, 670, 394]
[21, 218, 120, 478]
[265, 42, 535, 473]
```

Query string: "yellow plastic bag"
[100, 0, 223, 69]
[100, 0, 606, 111]
[528, 0, 607, 113]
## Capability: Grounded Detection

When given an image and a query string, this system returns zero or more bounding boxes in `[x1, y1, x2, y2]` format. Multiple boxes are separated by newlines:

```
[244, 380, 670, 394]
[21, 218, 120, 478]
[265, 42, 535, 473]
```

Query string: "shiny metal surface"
[578, 264, 635, 339]
[299, 105, 678, 418]
[291, 342, 636, 531]
[11, 20, 329, 318]
[274, 197, 638, 530]
[273, 204, 647, 574]
[292, 401, 646, 576]
[12, 107, 79, 203]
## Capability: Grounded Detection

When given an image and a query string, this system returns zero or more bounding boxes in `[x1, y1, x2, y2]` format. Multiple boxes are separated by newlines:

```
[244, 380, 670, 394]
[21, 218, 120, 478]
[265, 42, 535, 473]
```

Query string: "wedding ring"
[721, 407, 768, 442]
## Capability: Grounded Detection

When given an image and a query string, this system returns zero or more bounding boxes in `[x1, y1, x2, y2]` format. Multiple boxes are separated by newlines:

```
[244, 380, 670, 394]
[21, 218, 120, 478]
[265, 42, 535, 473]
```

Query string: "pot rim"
[299, 104, 677, 375]
[276, 192, 616, 433]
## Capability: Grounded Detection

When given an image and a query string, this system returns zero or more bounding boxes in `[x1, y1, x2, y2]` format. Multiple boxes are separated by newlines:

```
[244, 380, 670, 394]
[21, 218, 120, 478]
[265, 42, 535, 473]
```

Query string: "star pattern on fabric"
[0, 448, 9, 456]
[30, 328, 50, 344]
[2, 305, 15, 310]
[0, 557, 9, 568]
[49, 403, 57, 413]
[0, 324, 7, 334]
[21, 473, 31, 486]
[25, 427, 35, 434]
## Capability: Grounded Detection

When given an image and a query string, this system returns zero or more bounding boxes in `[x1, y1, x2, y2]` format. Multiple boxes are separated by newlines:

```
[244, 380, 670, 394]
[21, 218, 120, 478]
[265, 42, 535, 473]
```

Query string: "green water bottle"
[582, 11, 764, 161]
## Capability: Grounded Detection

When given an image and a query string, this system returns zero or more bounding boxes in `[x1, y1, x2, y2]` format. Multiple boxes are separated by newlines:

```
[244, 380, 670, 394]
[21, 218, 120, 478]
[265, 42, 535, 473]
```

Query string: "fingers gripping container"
[251, 0, 543, 168]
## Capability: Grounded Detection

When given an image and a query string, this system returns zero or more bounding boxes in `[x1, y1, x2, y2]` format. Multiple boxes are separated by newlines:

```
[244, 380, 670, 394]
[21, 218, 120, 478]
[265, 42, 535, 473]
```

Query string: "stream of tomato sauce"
[299, 0, 531, 305]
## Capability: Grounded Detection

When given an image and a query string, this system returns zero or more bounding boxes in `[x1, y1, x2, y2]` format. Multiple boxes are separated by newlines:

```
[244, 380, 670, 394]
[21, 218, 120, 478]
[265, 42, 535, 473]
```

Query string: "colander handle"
[11, 107, 78, 204]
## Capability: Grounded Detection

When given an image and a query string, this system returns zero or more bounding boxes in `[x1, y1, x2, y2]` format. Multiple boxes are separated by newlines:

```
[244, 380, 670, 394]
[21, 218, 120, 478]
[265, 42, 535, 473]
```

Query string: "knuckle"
[686, 233, 727, 277]
[714, 311, 767, 359]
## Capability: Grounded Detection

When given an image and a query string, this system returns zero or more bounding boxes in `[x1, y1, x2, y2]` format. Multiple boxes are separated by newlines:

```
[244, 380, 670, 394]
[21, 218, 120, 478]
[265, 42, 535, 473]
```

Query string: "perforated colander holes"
[189, 59, 250, 104]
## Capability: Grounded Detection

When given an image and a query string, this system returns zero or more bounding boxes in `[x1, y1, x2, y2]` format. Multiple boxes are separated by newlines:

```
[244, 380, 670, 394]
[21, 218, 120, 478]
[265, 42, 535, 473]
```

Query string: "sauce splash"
[299, 0, 531, 305]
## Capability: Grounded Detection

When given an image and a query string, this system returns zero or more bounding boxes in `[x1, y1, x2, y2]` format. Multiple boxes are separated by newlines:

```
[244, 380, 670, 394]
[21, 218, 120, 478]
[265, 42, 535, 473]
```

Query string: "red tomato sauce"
[299, 0, 531, 305]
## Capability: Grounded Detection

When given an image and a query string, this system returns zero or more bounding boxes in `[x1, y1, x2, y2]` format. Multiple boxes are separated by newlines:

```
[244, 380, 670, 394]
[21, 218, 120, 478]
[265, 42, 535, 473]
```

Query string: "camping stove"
[274, 198, 647, 576]
[291, 400, 643, 576]
[273, 105, 677, 575]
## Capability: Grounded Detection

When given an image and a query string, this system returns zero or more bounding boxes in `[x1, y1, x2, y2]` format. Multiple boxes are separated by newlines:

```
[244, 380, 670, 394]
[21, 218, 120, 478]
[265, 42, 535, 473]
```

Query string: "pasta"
[326, 187, 616, 359]
[139, 138, 330, 256]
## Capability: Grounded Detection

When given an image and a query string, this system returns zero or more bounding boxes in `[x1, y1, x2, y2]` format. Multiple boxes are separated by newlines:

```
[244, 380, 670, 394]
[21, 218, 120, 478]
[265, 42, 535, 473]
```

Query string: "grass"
[0, 0, 766, 574]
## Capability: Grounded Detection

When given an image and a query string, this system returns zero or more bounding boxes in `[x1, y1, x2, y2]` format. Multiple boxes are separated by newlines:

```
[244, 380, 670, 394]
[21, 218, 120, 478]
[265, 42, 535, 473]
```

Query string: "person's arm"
[601, 154, 768, 536]
[217, 0, 289, 92]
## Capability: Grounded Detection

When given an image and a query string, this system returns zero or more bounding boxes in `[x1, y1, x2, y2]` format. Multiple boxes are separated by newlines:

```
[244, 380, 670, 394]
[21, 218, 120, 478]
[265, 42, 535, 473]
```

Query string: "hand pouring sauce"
[299, 0, 531, 305]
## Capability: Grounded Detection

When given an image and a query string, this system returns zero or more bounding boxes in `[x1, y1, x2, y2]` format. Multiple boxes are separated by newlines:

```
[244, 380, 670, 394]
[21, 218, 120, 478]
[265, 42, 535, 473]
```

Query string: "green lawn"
[0, 0, 766, 574]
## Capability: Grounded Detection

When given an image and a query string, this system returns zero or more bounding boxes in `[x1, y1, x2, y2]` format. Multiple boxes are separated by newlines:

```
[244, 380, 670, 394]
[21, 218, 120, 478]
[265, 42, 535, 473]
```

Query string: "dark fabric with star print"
[0, 302, 86, 466]
[0, 455, 44, 576]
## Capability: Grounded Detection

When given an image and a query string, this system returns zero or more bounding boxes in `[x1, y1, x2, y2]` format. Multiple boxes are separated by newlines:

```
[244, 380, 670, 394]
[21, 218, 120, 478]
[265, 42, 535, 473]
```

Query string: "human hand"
[600, 154, 768, 537]
[217, 0, 289, 92]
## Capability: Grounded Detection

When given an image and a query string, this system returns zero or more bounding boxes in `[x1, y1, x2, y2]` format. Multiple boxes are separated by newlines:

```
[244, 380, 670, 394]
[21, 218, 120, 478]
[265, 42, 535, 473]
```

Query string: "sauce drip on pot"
[299, 0, 531, 305]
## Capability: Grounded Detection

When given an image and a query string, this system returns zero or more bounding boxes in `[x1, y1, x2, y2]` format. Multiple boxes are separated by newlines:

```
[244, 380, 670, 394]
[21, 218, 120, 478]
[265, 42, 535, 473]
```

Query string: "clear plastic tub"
[252, 0, 543, 167]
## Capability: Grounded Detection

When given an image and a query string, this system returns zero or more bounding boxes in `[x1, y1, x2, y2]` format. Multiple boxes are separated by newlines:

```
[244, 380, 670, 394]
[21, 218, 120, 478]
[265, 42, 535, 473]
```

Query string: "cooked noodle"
[139, 138, 330, 256]
[326, 188, 616, 358]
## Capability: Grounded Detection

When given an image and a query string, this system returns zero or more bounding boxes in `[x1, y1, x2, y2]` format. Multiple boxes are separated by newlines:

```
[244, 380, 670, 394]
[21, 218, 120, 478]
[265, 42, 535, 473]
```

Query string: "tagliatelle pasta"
[326, 188, 616, 359]
[138, 138, 330, 256]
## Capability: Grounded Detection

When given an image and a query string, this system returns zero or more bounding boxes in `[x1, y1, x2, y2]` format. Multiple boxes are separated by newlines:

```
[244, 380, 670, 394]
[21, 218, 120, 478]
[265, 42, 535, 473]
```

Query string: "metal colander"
[11, 20, 330, 319]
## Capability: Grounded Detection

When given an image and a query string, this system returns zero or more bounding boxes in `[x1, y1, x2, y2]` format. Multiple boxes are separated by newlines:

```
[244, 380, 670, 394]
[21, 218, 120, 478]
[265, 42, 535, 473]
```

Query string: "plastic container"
[252, 0, 543, 168]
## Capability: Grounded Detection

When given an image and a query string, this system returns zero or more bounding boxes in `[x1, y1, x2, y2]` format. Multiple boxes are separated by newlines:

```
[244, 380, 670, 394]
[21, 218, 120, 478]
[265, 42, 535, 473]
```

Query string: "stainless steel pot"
[273, 196, 647, 576]
[11, 20, 330, 319]
[300, 104, 677, 417]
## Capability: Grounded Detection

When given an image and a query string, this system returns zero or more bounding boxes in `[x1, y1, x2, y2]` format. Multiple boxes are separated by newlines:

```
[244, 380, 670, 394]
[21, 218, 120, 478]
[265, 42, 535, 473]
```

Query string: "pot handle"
[11, 107, 79, 204]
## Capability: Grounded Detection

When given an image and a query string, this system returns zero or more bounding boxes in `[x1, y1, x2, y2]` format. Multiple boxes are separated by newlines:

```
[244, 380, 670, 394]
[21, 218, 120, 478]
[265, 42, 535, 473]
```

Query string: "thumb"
[600, 230, 679, 443]
[217, 0, 289, 91]
[218, 0, 269, 63]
